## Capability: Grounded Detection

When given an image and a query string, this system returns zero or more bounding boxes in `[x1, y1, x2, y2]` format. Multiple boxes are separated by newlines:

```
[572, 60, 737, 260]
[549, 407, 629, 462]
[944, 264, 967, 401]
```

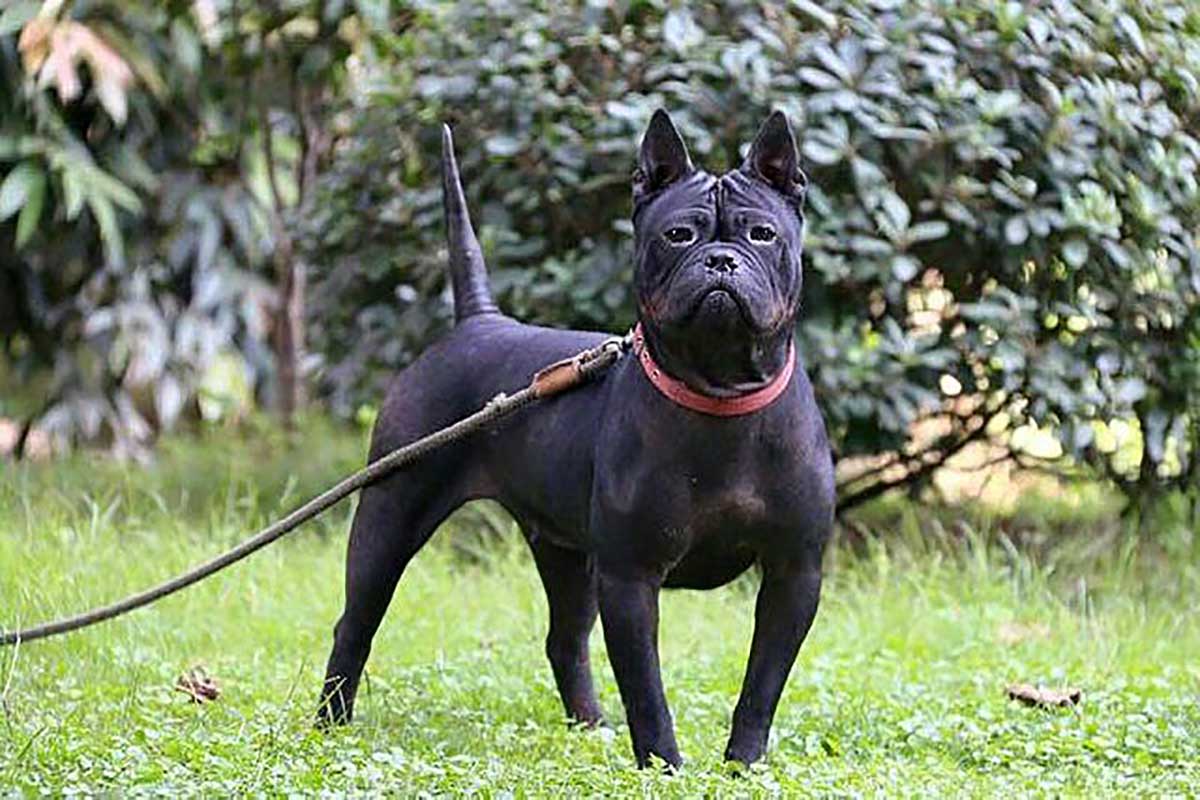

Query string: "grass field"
[1, 420, 1198, 796]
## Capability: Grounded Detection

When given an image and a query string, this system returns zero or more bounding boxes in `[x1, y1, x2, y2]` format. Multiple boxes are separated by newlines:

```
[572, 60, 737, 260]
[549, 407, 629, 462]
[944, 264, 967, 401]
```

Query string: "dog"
[317, 109, 835, 769]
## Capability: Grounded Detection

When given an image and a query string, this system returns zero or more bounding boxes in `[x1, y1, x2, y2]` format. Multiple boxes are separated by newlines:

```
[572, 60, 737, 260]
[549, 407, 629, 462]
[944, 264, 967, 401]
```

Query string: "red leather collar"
[631, 323, 795, 417]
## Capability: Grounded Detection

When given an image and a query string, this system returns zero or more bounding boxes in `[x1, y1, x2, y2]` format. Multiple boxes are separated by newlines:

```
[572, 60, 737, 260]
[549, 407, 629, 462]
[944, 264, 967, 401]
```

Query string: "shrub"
[305, 0, 1200, 506]
[0, 0, 356, 451]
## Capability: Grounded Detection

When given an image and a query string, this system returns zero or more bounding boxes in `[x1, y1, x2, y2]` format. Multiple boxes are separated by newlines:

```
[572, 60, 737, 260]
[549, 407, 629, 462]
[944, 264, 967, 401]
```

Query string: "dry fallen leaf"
[1005, 683, 1081, 709]
[997, 621, 1051, 646]
[176, 666, 221, 704]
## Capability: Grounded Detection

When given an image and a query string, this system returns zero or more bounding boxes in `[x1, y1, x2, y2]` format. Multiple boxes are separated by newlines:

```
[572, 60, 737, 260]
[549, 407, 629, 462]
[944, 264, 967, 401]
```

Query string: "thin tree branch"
[836, 409, 1000, 515]
[260, 102, 286, 215]
[835, 452, 901, 493]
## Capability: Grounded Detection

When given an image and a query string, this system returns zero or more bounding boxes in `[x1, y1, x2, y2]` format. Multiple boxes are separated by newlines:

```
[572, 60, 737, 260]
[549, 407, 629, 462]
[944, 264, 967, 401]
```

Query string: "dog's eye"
[749, 224, 777, 244]
[663, 226, 695, 245]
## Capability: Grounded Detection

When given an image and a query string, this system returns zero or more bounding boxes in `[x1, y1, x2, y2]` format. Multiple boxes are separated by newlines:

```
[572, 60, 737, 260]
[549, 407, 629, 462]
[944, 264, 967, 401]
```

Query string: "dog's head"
[631, 110, 807, 396]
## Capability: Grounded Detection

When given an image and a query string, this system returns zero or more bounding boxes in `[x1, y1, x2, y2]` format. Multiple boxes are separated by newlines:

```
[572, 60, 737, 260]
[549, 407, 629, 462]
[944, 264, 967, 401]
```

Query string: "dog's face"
[631, 110, 807, 393]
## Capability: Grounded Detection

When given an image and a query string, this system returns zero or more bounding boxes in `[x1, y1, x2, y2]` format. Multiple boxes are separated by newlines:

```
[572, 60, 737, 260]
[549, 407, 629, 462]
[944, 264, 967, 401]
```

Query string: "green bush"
[306, 0, 1200, 504]
[4, 1, 1197, 510]
[0, 0, 356, 450]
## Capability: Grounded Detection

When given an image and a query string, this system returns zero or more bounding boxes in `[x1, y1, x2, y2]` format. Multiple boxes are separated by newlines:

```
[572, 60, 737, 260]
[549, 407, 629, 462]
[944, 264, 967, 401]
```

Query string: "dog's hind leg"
[528, 536, 603, 726]
[317, 473, 461, 725]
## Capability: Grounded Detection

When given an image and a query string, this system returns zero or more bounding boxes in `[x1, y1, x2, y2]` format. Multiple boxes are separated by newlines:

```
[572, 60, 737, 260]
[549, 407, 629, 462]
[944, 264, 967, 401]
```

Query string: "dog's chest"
[604, 456, 802, 547]
[590, 363, 830, 562]
[683, 474, 769, 528]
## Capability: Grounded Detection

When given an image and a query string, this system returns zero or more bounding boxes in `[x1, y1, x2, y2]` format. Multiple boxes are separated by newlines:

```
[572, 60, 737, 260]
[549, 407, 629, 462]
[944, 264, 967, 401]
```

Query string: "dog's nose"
[704, 252, 738, 273]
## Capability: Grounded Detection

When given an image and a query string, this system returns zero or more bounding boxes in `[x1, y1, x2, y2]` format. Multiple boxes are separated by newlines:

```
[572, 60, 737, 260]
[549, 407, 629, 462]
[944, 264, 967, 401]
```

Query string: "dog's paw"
[722, 741, 766, 769]
[721, 756, 774, 780]
[314, 698, 353, 729]
[566, 713, 608, 732]
[637, 751, 684, 774]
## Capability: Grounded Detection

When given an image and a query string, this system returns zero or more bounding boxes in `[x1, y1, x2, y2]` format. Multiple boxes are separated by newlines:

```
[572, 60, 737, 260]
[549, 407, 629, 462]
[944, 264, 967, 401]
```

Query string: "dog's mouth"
[684, 284, 755, 328]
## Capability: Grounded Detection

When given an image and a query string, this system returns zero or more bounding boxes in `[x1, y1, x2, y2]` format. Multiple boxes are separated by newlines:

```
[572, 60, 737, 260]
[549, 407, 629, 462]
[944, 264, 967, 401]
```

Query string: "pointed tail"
[442, 124, 498, 322]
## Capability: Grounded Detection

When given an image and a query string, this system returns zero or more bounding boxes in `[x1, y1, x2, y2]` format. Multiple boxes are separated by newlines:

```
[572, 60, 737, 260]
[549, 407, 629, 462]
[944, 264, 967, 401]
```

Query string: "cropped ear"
[633, 109, 694, 201]
[742, 110, 807, 200]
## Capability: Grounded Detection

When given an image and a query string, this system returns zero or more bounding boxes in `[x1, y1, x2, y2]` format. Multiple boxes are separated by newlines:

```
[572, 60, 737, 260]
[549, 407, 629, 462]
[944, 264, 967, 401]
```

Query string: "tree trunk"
[262, 70, 329, 427]
[272, 235, 305, 425]
[262, 97, 309, 428]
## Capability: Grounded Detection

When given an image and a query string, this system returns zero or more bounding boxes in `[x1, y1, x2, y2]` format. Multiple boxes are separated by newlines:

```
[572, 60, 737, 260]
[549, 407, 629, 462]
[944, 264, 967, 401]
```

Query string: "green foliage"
[4, 0, 1199, 508]
[0, 0, 359, 451]
[1, 424, 1198, 793]
[305, 0, 1200, 504]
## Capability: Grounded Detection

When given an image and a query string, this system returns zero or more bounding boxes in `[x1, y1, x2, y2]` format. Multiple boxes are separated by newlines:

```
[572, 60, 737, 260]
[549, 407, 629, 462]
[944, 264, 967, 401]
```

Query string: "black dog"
[317, 110, 835, 769]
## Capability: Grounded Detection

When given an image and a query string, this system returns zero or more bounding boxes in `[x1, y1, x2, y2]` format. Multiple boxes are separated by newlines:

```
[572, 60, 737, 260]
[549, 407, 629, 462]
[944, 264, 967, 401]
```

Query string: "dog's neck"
[636, 319, 794, 400]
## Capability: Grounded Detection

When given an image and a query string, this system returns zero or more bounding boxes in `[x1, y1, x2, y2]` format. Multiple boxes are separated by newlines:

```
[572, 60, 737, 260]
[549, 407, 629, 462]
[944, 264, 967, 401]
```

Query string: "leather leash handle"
[531, 358, 583, 398]
[531, 334, 630, 399]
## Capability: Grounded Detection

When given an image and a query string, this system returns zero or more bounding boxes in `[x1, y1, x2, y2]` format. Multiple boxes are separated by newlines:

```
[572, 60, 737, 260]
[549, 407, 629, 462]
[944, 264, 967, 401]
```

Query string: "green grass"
[1, 420, 1198, 796]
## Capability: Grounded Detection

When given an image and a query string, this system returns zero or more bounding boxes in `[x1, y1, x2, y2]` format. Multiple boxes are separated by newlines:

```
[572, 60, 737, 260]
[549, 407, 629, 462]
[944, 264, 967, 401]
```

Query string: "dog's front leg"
[597, 567, 682, 769]
[724, 556, 823, 765]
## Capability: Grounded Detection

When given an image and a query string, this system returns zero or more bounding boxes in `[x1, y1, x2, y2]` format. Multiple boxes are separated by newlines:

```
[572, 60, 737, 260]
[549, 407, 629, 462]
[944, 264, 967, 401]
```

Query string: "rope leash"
[0, 333, 631, 647]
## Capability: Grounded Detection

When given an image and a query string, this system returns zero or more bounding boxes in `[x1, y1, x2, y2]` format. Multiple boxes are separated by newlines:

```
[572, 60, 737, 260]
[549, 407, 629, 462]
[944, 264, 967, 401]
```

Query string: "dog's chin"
[694, 287, 736, 319]
[679, 286, 757, 332]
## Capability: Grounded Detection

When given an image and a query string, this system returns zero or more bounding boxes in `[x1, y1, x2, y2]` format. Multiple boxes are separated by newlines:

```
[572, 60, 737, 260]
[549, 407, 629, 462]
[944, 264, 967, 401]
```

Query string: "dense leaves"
[3, 0, 1198, 508]
[0, 0, 356, 452]
[305, 0, 1200, 504]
